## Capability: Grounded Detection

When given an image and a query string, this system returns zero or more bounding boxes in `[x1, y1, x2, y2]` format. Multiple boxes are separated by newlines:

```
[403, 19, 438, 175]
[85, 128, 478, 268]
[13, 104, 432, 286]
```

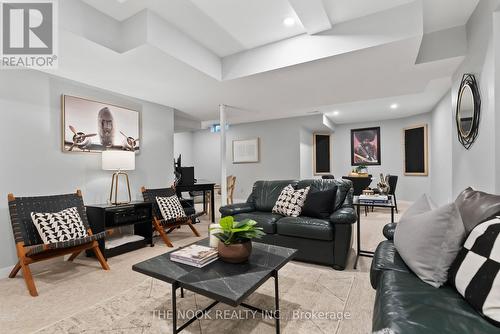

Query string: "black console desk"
[175, 181, 216, 222]
[85, 201, 153, 259]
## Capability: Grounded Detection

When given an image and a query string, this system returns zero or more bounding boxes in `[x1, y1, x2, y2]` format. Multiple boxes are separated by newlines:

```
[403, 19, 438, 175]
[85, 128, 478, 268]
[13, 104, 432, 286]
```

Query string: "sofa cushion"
[276, 216, 333, 241]
[394, 202, 465, 288]
[455, 187, 500, 234]
[302, 186, 337, 219]
[233, 212, 282, 234]
[272, 184, 310, 217]
[370, 240, 410, 289]
[297, 179, 351, 211]
[248, 180, 298, 212]
[373, 270, 499, 334]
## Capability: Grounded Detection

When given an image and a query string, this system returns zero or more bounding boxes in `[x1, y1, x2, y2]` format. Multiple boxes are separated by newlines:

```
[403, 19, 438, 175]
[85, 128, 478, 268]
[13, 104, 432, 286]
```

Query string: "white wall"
[174, 132, 194, 167]
[430, 92, 453, 205]
[332, 113, 432, 202]
[0, 70, 174, 275]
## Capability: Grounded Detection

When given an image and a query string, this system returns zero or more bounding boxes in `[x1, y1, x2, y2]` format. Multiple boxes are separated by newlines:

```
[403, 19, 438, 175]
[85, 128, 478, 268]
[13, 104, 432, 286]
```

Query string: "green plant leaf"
[219, 216, 234, 230]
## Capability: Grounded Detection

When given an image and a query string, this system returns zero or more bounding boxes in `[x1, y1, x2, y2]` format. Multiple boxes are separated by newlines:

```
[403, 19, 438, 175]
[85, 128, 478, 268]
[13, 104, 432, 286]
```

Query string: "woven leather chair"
[141, 186, 203, 247]
[7, 190, 109, 297]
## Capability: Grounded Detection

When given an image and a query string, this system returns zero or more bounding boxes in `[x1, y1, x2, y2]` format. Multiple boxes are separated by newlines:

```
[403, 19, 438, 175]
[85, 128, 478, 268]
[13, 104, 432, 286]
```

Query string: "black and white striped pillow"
[272, 185, 310, 217]
[449, 217, 500, 327]
[31, 207, 88, 244]
[156, 196, 186, 221]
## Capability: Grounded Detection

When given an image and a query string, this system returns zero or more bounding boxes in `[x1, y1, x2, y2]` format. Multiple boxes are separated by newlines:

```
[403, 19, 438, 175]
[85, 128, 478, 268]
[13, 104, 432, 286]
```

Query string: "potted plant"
[210, 216, 265, 263]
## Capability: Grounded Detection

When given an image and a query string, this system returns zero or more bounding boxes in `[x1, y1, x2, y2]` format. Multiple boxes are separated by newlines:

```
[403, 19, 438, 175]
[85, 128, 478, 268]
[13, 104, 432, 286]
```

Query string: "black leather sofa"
[219, 179, 356, 270]
[371, 223, 499, 334]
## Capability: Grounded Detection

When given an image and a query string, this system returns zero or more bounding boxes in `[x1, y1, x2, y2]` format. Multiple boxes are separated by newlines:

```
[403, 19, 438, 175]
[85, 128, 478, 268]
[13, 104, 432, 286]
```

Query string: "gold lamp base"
[109, 171, 131, 205]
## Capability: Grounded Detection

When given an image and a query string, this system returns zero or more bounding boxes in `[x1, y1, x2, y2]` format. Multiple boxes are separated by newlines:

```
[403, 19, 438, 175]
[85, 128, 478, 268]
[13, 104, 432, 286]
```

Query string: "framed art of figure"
[232, 138, 259, 163]
[351, 127, 381, 166]
[62, 95, 140, 153]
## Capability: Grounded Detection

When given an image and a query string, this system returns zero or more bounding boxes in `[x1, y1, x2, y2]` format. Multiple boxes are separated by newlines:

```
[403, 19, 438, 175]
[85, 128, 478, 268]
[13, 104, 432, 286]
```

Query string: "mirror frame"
[456, 74, 481, 149]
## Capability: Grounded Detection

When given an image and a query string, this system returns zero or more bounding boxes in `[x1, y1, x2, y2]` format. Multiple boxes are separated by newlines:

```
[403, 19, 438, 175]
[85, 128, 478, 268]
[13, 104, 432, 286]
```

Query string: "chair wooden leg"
[9, 261, 21, 278]
[91, 245, 110, 271]
[187, 220, 201, 237]
[153, 218, 174, 247]
[67, 251, 81, 262]
[20, 263, 38, 297]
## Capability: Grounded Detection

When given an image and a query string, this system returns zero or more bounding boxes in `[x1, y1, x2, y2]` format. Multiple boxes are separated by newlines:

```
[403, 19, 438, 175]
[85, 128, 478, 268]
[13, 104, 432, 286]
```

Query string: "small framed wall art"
[232, 138, 259, 163]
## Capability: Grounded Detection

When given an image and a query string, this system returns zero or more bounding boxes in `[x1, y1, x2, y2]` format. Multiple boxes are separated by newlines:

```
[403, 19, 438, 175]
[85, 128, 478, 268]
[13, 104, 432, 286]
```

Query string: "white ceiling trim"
[288, 0, 332, 34]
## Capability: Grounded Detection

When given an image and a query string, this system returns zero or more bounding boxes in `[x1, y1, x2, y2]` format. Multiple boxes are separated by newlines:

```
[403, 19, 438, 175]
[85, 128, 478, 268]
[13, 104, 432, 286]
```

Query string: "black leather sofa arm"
[383, 223, 397, 240]
[329, 207, 357, 225]
[219, 203, 256, 217]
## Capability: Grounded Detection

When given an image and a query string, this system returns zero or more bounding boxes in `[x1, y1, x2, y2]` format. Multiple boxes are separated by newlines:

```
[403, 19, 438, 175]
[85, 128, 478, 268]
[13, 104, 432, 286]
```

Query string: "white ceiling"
[56, 0, 479, 126]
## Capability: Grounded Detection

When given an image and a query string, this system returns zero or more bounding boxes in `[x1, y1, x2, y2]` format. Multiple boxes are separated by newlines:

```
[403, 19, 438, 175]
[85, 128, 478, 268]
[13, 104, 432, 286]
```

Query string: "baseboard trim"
[0, 266, 12, 279]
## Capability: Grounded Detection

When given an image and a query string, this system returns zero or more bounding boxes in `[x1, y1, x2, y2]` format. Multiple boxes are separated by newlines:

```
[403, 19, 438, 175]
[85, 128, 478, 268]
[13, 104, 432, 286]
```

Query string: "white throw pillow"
[31, 207, 88, 244]
[394, 201, 465, 288]
[272, 185, 310, 217]
[156, 195, 186, 221]
[399, 193, 437, 222]
[448, 217, 500, 326]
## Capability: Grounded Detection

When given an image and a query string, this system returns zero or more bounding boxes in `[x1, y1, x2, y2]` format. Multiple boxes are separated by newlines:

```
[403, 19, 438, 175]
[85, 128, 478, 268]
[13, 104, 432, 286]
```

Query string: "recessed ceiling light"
[283, 17, 296, 27]
[390, 103, 399, 110]
[332, 110, 340, 116]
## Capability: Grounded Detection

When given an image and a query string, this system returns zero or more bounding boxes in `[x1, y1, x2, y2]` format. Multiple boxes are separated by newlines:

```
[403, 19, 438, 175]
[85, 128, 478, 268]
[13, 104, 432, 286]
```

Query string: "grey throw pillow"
[399, 193, 436, 221]
[394, 202, 465, 288]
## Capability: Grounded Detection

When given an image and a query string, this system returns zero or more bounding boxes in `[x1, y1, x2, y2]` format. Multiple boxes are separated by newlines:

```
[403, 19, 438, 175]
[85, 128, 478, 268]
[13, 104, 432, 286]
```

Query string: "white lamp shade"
[102, 151, 135, 171]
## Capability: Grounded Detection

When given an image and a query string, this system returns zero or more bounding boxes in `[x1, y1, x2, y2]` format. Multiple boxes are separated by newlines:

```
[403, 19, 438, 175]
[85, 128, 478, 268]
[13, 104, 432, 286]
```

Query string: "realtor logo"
[1, 0, 58, 68]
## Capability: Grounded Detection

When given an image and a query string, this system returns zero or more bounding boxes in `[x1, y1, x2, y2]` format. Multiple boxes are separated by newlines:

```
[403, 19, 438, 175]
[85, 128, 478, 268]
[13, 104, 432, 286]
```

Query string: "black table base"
[171, 270, 280, 334]
[354, 201, 395, 269]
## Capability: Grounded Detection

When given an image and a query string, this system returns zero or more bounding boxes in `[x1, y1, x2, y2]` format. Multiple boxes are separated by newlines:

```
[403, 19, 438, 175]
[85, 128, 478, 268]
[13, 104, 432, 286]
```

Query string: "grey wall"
[450, 0, 498, 196]
[430, 92, 453, 205]
[192, 117, 308, 201]
[174, 132, 194, 167]
[0, 70, 174, 275]
[186, 113, 432, 202]
[332, 113, 432, 202]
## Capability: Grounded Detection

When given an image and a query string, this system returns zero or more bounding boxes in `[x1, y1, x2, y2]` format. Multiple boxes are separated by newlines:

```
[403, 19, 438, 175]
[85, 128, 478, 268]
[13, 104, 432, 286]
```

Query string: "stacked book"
[170, 245, 219, 268]
[359, 194, 390, 205]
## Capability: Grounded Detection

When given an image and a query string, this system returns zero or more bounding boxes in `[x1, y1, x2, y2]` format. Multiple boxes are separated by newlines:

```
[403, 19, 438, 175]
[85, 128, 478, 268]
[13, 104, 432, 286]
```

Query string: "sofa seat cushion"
[233, 212, 282, 234]
[276, 217, 333, 241]
[373, 270, 499, 334]
[370, 240, 410, 289]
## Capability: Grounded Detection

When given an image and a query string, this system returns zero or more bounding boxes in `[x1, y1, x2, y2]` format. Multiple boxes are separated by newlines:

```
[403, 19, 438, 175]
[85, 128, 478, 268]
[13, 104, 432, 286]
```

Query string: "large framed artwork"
[232, 138, 259, 163]
[351, 127, 381, 166]
[62, 95, 140, 153]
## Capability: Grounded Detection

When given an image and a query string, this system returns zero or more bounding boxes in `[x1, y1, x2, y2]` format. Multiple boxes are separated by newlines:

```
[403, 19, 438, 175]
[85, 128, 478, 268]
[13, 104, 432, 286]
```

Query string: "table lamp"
[102, 151, 135, 205]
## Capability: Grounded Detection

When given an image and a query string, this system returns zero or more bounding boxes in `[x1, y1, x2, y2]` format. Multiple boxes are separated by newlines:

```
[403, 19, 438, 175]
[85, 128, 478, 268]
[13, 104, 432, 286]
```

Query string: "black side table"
[352, 197, 395, 269]
[86, 201, 153, 259]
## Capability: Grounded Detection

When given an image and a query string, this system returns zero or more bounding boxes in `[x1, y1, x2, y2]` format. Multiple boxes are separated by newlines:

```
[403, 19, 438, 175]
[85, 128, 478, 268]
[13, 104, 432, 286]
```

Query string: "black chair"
[141, 186, 203, 247]
[388, 175, 399, 213]
[321, 175, 335, 179]
[342, 176, 373, 215]
[7, 190, 109, 297]
[342, 176, 372, 196]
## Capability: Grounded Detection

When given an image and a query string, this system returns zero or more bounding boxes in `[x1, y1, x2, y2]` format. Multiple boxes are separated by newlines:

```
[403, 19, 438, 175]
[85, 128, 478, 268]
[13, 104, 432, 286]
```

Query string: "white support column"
[220, 104, 228, 206]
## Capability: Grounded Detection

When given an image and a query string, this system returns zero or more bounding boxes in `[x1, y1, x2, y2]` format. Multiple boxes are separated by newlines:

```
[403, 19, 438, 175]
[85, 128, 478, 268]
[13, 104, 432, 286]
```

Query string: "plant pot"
[217, 240, 252, 264]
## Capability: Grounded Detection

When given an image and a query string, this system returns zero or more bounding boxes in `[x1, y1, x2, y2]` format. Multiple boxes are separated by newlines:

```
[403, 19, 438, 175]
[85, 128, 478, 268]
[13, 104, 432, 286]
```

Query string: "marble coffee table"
[132, 239, 297, 334]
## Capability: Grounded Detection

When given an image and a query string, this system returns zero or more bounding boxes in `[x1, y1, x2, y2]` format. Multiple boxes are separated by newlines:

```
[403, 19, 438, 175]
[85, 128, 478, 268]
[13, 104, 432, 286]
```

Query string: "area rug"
[35, 262, 374, 334]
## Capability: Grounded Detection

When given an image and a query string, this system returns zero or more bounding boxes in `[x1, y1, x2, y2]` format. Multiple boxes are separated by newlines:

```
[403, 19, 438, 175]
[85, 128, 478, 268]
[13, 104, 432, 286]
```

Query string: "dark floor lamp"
[102, 151, 135, 205]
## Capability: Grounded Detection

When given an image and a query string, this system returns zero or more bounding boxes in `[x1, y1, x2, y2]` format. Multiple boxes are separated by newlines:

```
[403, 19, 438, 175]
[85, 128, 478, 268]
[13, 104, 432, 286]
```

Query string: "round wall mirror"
[456, 74, 480, 149]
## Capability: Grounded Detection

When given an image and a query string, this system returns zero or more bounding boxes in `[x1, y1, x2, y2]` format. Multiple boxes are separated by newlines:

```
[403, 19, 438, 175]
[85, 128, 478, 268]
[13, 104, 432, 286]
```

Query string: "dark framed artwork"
[62, 95, 140, 153]
[313, 133, 331, 175]
[403, 124, 428, 176]
[351, 127, 381, 166]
